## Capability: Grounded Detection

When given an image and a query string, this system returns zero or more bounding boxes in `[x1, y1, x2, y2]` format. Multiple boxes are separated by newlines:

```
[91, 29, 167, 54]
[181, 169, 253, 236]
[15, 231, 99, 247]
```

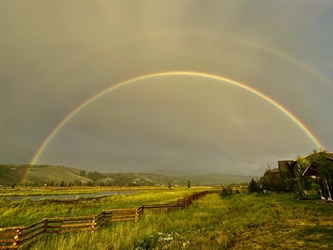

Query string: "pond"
[0, 190, 137, 201]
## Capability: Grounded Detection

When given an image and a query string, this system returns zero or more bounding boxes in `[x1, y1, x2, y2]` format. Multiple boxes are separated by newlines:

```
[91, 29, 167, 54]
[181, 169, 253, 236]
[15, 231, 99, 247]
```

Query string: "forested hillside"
[0, 164, 257, 187]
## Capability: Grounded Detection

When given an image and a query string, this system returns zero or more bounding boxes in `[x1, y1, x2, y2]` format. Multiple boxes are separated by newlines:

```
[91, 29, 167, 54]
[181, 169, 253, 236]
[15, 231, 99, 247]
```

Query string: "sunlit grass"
[0, 187, 206, 227]
[0, 186, 186, 196]
[2, 189, 333, 249]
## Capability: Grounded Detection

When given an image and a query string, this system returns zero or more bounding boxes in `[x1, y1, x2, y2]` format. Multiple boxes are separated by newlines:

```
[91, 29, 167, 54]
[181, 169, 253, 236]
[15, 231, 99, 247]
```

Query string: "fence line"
[0, 190, 219, 249]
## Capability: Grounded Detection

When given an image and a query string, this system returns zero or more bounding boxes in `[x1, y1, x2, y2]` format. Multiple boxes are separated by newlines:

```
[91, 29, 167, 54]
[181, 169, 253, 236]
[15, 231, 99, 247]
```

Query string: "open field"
[0, 186, 175, 197]
[0, 187, 208, 227]
[1, 188, 333, 249]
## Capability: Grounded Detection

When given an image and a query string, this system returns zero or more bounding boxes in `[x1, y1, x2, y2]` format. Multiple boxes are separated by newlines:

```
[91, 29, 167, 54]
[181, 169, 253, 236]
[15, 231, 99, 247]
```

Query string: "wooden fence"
[0, 190, 219, 249]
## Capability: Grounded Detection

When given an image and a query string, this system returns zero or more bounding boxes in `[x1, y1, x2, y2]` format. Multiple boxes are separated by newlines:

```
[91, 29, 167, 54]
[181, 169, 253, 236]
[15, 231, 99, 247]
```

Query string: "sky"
[1, 1, 332, 176]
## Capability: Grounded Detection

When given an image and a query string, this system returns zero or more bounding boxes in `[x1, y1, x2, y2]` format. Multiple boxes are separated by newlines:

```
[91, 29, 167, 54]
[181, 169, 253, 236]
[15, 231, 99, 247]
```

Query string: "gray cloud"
[1, 1, 332, 176]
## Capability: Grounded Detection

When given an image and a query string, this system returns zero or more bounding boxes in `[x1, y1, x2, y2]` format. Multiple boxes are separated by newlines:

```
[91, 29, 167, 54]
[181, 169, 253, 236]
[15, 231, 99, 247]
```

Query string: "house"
[259, 168, 283, 191]
[302, 152, 333, 201]
[278, 151, 333, 201]
[259, 168, 280, 182]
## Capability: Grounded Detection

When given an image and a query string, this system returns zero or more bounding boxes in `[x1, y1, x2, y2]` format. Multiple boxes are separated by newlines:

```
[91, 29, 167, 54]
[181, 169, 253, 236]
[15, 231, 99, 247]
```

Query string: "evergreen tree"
[248, 178, 259, 193]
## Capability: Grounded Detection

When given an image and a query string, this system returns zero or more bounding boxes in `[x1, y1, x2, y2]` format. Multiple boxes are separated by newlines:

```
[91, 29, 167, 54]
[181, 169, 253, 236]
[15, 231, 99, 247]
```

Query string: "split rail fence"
[0, 190, 219, 249]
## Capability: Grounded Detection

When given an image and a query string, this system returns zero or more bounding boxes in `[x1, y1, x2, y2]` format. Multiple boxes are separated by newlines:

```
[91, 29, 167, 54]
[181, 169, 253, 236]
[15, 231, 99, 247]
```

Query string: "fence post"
[43, 219, 48, 233]
[165, 204, 168, 213]
[135, 208, 139, 221]
[92, 216, 96, 230]
[13, 228, 22, 248]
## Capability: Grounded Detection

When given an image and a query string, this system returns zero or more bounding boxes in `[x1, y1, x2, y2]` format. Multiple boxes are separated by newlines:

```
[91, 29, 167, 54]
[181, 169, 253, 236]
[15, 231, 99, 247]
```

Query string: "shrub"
[220, 187, 233, 198]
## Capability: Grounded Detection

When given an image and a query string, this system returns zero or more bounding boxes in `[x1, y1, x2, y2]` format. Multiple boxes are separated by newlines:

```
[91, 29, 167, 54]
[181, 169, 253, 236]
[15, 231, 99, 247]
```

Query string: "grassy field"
[2, 188, 333, 249]
[0, 187, 207, 227]
[0, 186, 170, 197]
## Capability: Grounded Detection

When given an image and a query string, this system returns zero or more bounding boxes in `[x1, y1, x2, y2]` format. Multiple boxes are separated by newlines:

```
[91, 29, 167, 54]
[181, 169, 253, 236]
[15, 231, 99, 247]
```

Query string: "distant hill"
[23, 165, 91, 184]
[149, 169, 189, 176]
[0, 164, 258, 187]
[0, 164, 91, 187]
[148, 170, 258, 185]
[174, 173, 259, 186]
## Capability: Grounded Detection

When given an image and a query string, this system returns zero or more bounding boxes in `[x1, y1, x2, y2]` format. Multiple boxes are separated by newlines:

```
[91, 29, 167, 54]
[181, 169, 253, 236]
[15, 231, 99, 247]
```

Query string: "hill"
[0, 164, 258, 187]
[0, 164, 91, 187]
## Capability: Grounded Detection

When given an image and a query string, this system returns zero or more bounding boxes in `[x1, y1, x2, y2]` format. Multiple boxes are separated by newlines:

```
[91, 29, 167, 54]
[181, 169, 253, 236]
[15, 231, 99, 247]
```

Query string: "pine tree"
[248, 178, 259, 193]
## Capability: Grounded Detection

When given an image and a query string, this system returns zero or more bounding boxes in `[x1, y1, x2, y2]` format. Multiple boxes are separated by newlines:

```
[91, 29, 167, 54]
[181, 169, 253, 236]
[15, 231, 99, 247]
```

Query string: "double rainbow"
[24, 71, 324, 184]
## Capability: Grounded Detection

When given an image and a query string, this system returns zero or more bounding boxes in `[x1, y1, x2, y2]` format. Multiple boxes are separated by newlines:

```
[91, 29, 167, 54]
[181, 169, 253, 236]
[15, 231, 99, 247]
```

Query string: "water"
[0, 190, 137, 201]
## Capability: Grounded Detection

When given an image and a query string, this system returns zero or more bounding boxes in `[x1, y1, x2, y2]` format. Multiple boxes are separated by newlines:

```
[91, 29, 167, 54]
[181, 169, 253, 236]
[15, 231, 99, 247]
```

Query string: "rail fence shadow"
[0, 190, 219, 249]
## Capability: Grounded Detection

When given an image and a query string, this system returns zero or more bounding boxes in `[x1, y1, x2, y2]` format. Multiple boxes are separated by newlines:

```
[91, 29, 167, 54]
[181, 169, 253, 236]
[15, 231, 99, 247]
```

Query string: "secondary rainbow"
[29, 71, 324, 167]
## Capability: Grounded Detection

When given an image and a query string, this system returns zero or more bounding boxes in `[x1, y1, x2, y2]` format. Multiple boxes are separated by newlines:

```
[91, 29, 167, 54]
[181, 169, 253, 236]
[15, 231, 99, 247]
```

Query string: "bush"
[220, 187, 233, 198]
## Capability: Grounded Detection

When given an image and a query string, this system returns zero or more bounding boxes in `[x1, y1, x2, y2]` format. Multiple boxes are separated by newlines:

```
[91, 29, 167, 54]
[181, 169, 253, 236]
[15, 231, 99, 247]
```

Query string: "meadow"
[0, 187, 206, 227]
[1, 187, 333, 249]
[0, 186, 163, 197]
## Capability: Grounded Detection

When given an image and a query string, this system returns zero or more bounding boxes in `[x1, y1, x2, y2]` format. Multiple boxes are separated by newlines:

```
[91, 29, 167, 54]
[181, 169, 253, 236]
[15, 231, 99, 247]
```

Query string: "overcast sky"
[1, 1, 332, 176]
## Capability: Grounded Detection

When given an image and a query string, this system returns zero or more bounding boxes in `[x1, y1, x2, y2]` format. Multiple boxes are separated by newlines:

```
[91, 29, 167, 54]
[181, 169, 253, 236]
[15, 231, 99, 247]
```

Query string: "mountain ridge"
[0, 164, 259, 187]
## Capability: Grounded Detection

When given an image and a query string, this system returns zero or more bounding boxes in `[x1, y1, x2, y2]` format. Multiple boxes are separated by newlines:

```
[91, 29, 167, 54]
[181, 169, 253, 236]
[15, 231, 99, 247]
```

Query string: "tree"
[79, 170, 86, 177]
[307, 149, 333, 200]
[187, 180, 191, 188]
[303, 176, 314, 191]
[168, 181, 172, 189]
[261, 169, 288, 192]
[87, 171, 104, 182]
[220, 186, 233, 198]
[248, 178, 260, 193]
[279, 166, 296, 192]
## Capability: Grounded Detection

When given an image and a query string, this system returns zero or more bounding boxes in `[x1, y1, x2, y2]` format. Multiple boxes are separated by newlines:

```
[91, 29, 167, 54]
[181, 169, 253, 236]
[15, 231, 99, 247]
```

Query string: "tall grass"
[0, 187, 204, 227]
[18, 192, 333, 249]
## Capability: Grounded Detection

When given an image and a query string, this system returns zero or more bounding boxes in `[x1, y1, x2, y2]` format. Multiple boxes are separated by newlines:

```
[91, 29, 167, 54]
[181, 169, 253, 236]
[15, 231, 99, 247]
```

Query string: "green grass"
[2, 189, 333, 249]
[0, 187, 206, 227]
[0, 186, 165, 196]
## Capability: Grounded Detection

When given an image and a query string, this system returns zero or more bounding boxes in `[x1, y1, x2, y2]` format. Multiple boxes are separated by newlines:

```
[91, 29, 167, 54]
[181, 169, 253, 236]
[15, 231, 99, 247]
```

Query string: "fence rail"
[0, 190, 219, 249]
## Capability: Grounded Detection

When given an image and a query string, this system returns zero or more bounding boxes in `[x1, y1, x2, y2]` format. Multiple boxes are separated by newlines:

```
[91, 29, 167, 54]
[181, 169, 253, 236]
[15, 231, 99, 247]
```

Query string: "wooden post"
[13, 228, 21, 248]
[135, 208, 139, 221]
[165, 204, 168, 213]
[43, 219, 48, 233]
[92, 216, 96, 230]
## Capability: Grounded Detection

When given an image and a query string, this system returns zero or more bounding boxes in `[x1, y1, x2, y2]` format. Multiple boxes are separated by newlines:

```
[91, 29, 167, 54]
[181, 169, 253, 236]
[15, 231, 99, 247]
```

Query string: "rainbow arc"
[23, 71, 324, 184]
